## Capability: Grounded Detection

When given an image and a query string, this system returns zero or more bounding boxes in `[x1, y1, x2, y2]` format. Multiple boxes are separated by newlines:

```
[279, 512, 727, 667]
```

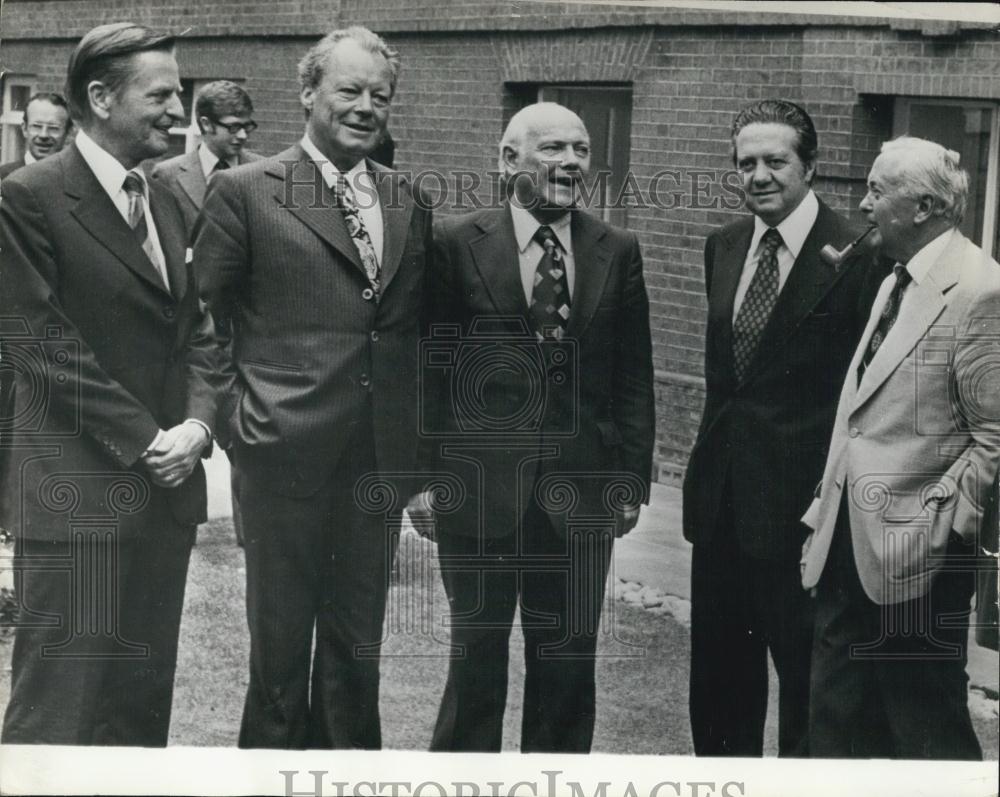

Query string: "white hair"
[879, 136, 969, 224]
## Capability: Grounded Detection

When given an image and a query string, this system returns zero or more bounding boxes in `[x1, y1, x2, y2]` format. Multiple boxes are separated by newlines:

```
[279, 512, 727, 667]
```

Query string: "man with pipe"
[683, 99, 888, 756]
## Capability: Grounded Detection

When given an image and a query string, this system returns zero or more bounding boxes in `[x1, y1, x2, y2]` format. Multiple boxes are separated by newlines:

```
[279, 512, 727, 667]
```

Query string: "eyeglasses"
[26, 123, 66, 136]
[213, 120, 257, 135]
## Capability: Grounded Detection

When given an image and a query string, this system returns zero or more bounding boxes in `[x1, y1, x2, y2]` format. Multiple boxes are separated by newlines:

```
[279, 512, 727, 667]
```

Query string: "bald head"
[499, 102, 591, 222]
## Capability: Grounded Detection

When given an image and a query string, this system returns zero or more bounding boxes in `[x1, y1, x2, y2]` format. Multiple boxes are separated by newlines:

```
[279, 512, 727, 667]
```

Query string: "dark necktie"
[123, 171, 167, 289]
[857, 264, 912, 383]
[333, 174, 380, 293]
[211, 159, 230, 178]
[732, 227, 782, 382]
[530, 225, 571, 341]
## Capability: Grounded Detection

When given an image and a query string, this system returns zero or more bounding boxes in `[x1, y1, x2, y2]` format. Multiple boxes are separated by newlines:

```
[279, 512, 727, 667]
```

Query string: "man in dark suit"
[0, 92, 72, 179]
[420, 101, 655, 752]
[683, 100, 887, 757]
[801, 137, 1000, 759]
[194, 26, 432, 749]
[152, 80, 262, 234]
[153, 80, 261, 546]
[0, 23, 218, 746]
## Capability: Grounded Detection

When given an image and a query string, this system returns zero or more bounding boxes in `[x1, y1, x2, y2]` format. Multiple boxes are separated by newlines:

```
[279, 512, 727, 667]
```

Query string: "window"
[894, 98, 1000, 258]
[1, 76, 35, 166]
[506, 83, 633, 228]
[164, 78, 201, 158]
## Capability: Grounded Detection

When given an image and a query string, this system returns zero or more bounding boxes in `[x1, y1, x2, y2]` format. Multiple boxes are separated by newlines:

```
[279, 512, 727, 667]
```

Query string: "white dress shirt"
[888, 228, 954, 321]
[509, 203, 576, 305]
[75, 129, 169, 290]
[300, 134, 384, 266]
[198, 142, 235, 179]
[733, 190, 819, 320]
[23, 150, 37, 166]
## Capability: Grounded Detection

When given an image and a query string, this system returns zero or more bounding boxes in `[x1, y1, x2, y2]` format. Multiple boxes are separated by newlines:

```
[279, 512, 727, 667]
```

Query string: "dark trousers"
[431, 502, 615, 753]
[689, 494, 814, 757]
[236, 425, 397, 749]
[809, 501, 982, 760]
[2, 520, 195, 746]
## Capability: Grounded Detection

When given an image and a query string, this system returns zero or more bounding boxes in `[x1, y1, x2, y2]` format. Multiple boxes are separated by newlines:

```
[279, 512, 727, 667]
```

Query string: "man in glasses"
[0, 92, 72, 179]
[153, 80, 261, 233]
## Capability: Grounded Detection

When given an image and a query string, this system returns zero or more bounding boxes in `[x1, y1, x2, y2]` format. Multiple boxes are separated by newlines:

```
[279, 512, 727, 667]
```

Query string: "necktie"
[530, 225, 572, 341]
[211, 159, 230, 178]
[732, 227, 782, 382]
[333, 174, 380, 293]
[122, 171, 168, 290]
[857, 264, 912, 383]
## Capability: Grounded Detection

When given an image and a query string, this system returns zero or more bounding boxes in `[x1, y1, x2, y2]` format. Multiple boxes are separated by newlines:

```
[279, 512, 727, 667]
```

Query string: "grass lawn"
[1, 518, 996, 758]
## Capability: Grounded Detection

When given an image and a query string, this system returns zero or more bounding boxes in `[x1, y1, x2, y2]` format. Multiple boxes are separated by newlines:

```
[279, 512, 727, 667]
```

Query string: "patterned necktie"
[857, 264, 912, 383]
[122, 171, 168, 289]
[732, 227, 782, 382]
[333, 174, 380, 293]
[530, 225, 571, 341]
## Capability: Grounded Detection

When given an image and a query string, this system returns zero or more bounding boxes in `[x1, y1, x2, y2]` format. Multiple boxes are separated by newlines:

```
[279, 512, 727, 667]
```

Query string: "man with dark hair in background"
[153, 79, 262, 547]
[683, 99, 888, 757]
[0, 92, 72, 179]
[153, 80, 262, 233]
[195, 26, 432, 749]
[0, 22, 219, 745]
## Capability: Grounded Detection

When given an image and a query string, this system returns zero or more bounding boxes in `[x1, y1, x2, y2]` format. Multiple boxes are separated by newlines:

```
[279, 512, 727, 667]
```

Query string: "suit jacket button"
[163, 307, 176, 320]
[360, 373, 371, 387]
[849, 427, 860, 438]
[362, 288, 374, 301]
[370, 330, 379, 342]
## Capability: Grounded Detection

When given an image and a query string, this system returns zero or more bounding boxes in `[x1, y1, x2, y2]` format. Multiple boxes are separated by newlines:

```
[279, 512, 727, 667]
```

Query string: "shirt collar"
[902, 228, 955, 286]
[24, 150, 37, 166]
[751, 189, 819, 259]
[300, 134, 367, 189]
[198, 142, 234, 178]
[509, 203, 573, 254]
[74, 128, 141, 199]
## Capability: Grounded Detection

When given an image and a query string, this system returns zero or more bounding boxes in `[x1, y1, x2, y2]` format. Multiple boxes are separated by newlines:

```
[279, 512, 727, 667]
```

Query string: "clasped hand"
[142, 422, 210, 488]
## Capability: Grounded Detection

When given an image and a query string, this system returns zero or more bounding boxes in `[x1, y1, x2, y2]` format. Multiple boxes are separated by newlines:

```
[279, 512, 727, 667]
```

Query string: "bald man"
[420, 102, 655, 752]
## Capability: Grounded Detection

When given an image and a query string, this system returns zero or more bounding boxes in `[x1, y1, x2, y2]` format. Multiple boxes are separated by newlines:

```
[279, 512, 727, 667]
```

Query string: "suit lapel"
[747, 205, 849, 372]
[566, 211, 612, 338]
[149, 179, 187, 300]
[176, 150, 206, 211]
[268, 146, 366, 275]
[709, 220, 753, 382]
[853, 237, 962, 408]
[64, 145, 172, 297]
[372, 161, 414, 292]
[469, 208, 529, 317]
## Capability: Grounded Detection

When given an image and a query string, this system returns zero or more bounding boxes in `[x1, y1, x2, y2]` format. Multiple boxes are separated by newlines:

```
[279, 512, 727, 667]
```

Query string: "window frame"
[1, 75, 36, 166]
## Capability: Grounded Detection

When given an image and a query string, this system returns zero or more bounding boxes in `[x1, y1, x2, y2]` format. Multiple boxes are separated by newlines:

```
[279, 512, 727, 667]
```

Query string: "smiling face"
[504, 106, 591, 221]
[22, 99, 71, 161]
[301, 38, 392, 172]
[89, 48, 184, 168]
[200, 113, 254, 162]
[735, 122, 814, 227]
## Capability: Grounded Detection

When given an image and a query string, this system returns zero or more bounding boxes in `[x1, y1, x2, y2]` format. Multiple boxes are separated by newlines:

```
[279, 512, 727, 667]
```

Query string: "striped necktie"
[123, 171, 169, 290]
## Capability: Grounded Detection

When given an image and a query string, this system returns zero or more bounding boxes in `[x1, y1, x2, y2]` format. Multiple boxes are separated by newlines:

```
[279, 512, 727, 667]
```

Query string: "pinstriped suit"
[194, 144, 432, 748]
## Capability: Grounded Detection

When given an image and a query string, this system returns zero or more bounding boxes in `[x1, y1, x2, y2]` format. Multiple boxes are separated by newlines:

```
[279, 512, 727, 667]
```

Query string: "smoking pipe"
[819, 225, 877, 268]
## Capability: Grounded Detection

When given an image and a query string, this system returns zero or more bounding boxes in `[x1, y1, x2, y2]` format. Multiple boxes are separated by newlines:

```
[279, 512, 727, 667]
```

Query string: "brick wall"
[2, 1, 999, 482]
